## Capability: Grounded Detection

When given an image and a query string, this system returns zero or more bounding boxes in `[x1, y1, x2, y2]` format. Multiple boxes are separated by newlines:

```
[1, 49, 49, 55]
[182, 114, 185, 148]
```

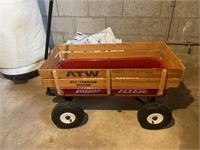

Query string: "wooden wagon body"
[39, 42, 185, 98]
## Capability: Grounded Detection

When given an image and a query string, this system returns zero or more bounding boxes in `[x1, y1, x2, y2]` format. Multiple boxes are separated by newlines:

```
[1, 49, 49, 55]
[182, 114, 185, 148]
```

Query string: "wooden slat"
[106, 70, 111, 95]
[42, 78, 107, 88]
[167, 69, 184, 78]
[111, 78, 180, 89]
[42, 77, 180, 89]
[39, 69, 107, 79]
[39, 68, 184, 79]
[157, 69, 167, 96]
[63, 50, 161, 59]
[58, 42, 164, 51]
[111, 69, 183, 78]
[52, 70, 64, 95]
[39, 69, 52, 78]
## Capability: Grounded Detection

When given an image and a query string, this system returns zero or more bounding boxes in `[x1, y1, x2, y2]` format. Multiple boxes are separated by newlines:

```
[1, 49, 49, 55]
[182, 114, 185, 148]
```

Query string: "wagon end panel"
[161, 43, 185, 75]
[40, 46, 61, 69]
[159, 43, 185, 87]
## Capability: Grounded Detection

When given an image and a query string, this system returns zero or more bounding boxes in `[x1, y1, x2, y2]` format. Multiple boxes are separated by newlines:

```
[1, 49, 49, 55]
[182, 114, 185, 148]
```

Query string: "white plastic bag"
[66, 27, 122, 45]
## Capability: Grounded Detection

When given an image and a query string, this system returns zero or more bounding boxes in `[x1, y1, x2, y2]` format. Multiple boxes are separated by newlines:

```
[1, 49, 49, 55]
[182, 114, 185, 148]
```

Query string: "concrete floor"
[0, 59, 199, 149]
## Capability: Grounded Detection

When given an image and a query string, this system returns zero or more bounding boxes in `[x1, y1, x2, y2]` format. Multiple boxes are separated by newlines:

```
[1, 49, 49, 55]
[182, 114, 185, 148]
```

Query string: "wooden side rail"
[58, 42, 164, 51]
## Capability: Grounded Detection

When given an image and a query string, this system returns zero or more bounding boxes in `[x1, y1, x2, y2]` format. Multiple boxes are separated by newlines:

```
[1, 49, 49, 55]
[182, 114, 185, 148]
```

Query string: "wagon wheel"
[51, 101, 84, 129]
[63, 96, 73, 101]
[137, 102, 172, 130]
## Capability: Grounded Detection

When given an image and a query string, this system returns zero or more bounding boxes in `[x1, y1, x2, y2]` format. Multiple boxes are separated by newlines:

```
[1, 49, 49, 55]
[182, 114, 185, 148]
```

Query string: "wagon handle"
[157, 69, 167, 96]
[44, 0, 54, 60]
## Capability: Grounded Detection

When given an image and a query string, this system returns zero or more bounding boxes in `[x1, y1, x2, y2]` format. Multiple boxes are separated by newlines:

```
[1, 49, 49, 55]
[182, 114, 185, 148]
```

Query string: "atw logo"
[66, 71, 99, 77]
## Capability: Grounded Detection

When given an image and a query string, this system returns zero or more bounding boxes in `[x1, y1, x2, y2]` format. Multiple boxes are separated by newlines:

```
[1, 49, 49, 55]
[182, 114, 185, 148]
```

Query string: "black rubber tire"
[51, 101, 84, 129]
[137, 102, 172, 130]
[63, 97, 73, 101]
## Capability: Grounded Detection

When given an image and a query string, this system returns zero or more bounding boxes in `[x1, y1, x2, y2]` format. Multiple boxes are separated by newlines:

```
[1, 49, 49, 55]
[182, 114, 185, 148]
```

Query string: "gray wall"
[38, 0, 199, 55]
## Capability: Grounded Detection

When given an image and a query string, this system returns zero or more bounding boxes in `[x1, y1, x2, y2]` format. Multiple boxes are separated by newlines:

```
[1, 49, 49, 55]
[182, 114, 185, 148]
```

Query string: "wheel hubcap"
[147, 113, 164, 124]
[60, 113, 76, 124]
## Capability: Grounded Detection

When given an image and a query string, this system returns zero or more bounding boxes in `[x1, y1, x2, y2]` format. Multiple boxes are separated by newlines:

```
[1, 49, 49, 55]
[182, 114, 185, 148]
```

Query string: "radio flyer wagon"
[38, 42, 185, 129]
[38, 0, 185, 130]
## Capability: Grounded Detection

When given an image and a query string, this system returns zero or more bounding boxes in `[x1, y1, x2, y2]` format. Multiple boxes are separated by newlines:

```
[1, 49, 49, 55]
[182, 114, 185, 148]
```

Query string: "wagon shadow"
[52, 96, 140, 111]
[160, 82, 195, 111]
[75, 96, 140, 111]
